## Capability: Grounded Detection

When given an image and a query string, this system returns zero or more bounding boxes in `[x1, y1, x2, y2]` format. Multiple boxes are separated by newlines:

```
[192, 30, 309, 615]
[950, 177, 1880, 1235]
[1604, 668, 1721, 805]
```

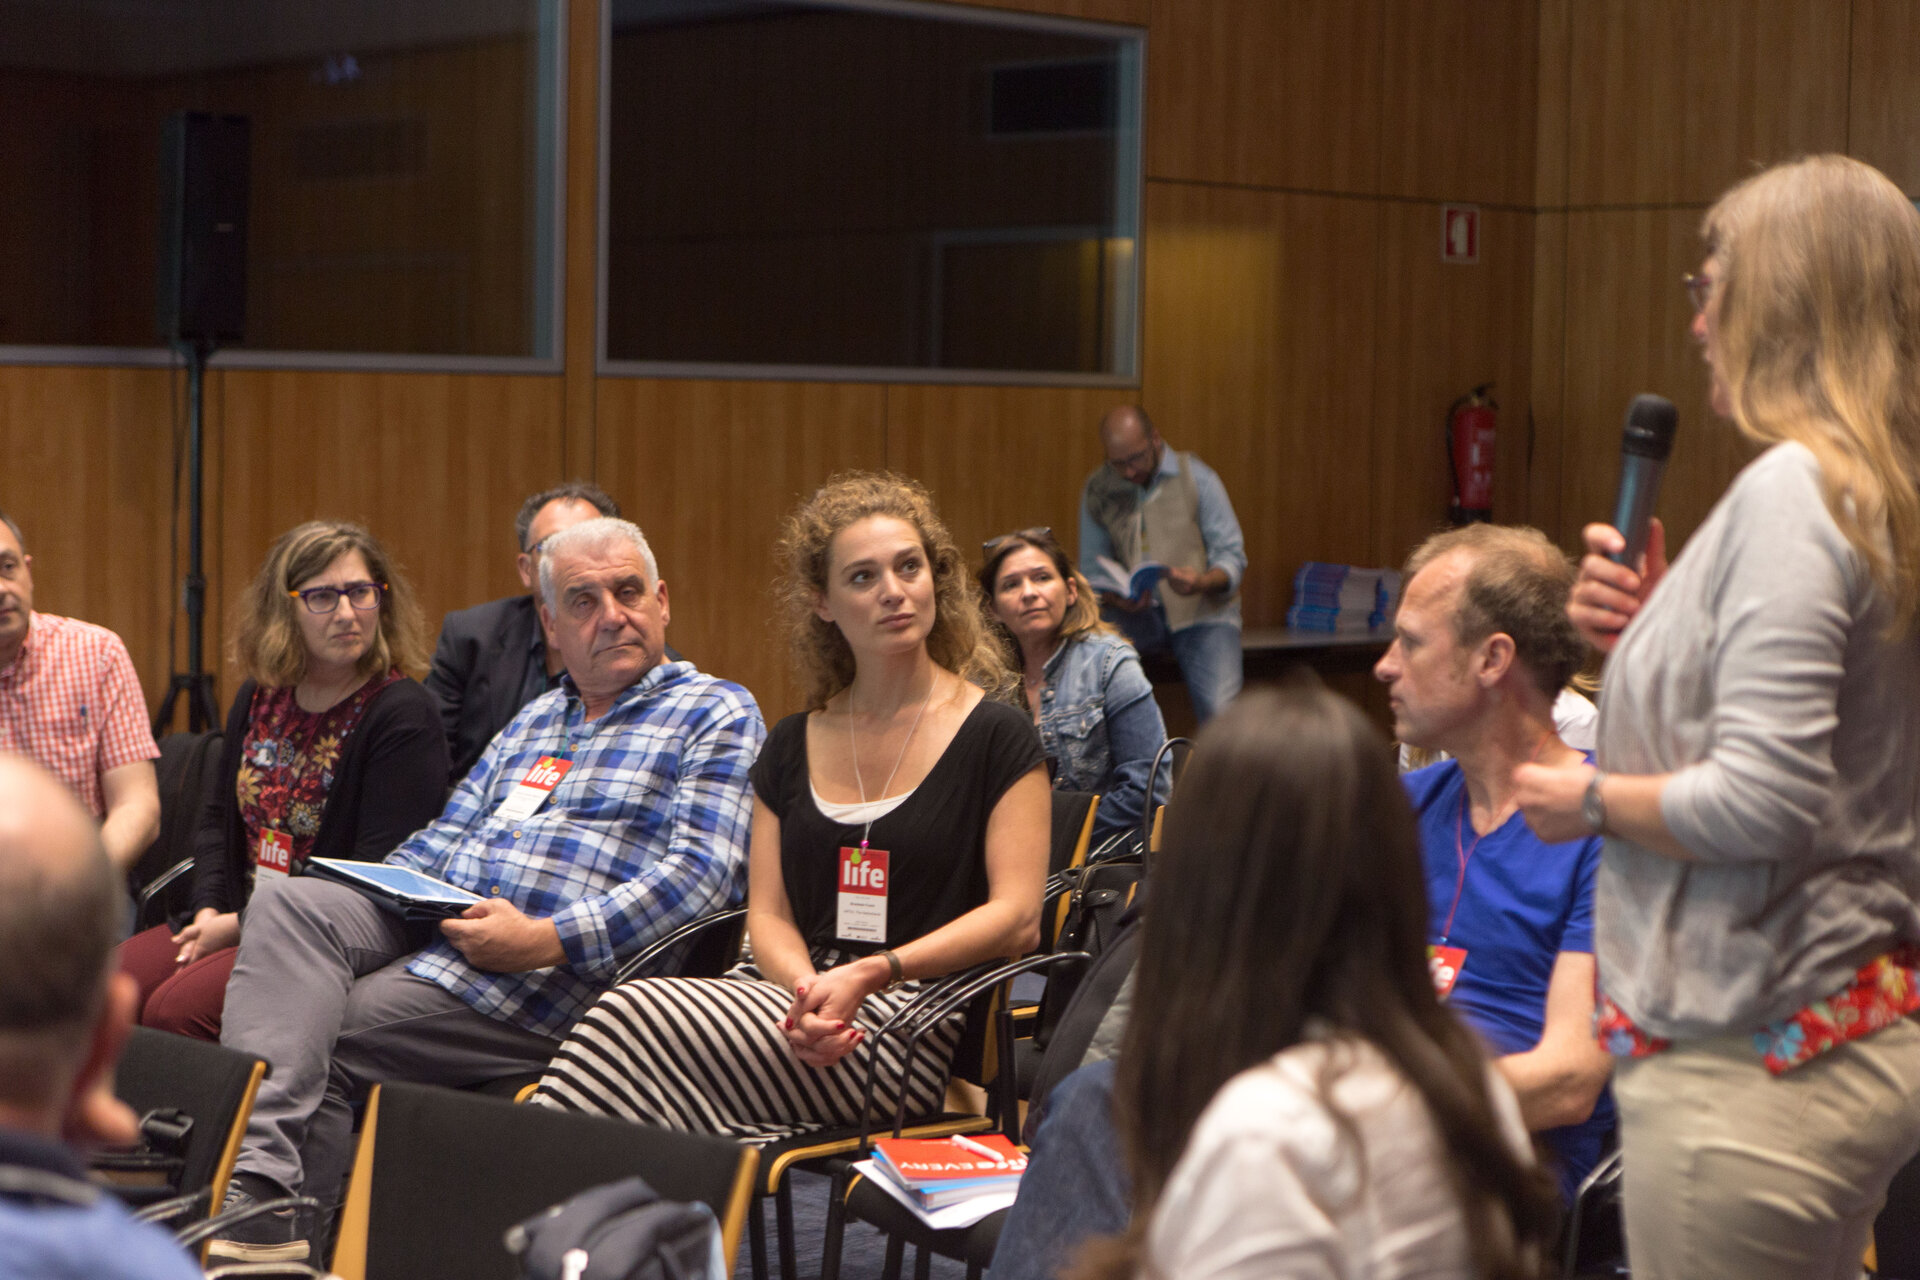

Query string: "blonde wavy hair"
[775, 472, 1014, 709]
[1704, 154, 1920, 633]
[232, 521, 430, 687]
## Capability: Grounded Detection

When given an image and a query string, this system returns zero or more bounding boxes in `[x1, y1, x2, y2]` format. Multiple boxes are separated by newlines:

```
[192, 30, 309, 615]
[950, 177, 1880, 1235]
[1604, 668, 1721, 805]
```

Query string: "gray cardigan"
[1595, 442, 1920, 1039]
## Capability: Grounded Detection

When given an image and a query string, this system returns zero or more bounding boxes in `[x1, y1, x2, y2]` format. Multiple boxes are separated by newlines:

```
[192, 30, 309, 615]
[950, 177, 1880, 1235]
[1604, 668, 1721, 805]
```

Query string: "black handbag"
[505, 1176, 723, 1280]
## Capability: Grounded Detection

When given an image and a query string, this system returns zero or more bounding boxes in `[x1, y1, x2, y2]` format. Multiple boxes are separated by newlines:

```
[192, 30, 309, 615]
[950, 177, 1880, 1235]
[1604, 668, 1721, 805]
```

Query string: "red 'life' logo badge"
[840, 848, 889, 895]
[523, 756, 571, 790]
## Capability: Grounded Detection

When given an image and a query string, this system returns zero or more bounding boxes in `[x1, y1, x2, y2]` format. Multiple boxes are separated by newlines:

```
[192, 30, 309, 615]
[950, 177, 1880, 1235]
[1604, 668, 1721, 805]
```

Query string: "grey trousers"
[1615, 1015, 1920, 1280]
[219, 876, 562, 1208]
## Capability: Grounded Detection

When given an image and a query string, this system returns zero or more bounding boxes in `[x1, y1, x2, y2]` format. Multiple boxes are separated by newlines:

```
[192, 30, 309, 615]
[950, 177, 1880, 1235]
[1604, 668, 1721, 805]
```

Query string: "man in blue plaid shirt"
[211, 518, 764, 1265]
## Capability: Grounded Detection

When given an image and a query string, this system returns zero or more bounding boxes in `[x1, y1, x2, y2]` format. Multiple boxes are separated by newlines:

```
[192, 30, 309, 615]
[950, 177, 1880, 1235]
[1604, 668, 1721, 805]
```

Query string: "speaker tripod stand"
[153, 338, 220, 735]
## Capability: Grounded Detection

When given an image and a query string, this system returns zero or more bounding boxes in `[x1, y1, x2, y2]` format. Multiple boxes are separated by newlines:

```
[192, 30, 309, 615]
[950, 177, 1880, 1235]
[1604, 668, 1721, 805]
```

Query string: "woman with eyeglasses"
[1515, 155, 1920, 1277]
[979, 527, 1168, 845]
[118, 521, 448, 1039]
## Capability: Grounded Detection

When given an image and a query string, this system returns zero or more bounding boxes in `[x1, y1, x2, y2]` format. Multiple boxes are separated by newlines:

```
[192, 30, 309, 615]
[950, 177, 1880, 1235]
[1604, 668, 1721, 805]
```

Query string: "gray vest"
[1084, 450, 1235, 631]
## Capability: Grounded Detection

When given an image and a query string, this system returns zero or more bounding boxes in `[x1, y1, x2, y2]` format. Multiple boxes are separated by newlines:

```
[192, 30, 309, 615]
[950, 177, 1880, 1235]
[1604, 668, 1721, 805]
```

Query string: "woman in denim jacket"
[980, 528, 1168, 844]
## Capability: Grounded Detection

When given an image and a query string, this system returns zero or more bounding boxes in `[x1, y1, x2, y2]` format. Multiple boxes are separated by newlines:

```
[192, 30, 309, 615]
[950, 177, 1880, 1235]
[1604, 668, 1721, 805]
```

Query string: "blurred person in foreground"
[0, 753, 201, 1279]
[1070, 686, 1556, 1280]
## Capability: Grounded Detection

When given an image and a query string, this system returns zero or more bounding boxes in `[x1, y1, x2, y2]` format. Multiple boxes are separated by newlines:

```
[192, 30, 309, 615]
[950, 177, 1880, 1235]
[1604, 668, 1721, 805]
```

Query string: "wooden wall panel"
[883, 385, 1116, 566]
[1559, 210, 1753, 557]
[1145, 0, 1384, 193]
[1566, 0, 1849, 206]
[211, 371, 565, 704]
[1849, 0, 1920, 197]
[1370, 205, 1536, 567]
[593, 379, 887, 722]
[1534, 0, 1571, 209]
[1377, 0, 1538, 205]
[1528, 211, 1569, 543]
[1139, 181, 1381, 622]
[0, 366, 175, 707]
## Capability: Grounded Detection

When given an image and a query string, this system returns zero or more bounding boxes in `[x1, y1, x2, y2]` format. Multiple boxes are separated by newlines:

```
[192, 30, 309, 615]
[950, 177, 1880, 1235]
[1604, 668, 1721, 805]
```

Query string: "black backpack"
[506, 1176, 723, 1280]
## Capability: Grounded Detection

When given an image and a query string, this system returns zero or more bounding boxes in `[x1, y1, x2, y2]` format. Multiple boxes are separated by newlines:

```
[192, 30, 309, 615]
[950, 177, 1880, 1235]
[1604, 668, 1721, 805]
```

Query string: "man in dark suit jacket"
[426, 482, 617, 780]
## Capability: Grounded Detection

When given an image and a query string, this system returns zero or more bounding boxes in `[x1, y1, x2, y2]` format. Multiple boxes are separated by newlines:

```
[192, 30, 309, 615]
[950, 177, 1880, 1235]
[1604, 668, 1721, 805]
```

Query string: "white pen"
[949, 1134, 1006, 1165]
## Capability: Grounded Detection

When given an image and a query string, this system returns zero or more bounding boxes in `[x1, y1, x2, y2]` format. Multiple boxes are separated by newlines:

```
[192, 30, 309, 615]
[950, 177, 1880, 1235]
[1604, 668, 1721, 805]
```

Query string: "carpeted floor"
[735, 1170, 975, 1280]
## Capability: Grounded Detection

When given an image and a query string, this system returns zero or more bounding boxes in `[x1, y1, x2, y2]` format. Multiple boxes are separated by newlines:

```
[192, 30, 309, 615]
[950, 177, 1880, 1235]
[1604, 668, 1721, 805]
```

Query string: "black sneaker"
[205, 1184, 312, 1265]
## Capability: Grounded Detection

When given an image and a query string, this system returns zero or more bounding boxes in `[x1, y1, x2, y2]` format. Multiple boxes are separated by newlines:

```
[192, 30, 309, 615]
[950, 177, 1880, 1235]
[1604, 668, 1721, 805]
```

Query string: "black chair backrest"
[1876, 1149, 1920, 1277]
[134, 730, 225, 920]
[349, 1083, 752, 1280]
[1023, 922, 1140, 1142]
[112, 1027, 264, 1207]
[1047, 791, 1098, 878]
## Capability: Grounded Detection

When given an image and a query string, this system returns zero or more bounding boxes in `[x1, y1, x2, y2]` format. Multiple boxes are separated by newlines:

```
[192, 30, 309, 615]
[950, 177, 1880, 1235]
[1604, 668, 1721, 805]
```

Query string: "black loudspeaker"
[156, 112, 251, 346]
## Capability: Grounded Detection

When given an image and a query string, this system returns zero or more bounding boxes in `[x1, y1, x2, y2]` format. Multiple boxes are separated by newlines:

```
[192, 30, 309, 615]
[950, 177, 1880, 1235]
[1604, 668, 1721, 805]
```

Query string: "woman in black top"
[533, 472, 1049, 1140]
[117, 522, 448, 1039]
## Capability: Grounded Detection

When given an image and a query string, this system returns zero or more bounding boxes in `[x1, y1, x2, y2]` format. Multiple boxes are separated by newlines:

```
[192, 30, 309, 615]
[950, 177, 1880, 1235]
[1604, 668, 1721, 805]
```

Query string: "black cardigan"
[188, 676, 451, 916]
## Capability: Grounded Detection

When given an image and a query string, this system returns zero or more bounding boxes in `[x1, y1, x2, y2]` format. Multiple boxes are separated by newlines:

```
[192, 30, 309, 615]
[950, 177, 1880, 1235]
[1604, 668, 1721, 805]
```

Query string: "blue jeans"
[1104, 607, 1243, 723]
[987, 1060, 1129, 1280]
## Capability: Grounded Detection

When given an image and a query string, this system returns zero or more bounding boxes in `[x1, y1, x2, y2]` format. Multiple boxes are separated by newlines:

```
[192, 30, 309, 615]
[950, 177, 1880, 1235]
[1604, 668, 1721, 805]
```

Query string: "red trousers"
[117, 923, 236, 1041]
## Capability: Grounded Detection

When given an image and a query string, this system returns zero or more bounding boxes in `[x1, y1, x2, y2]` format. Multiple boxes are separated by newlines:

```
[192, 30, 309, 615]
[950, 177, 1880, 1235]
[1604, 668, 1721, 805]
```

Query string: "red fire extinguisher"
[1447, 384, 1497, 524]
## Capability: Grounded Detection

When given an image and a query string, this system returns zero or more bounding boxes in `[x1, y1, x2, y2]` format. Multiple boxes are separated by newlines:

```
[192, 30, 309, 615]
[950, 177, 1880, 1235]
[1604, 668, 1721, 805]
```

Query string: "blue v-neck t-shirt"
[1404, 757, 1614, 1199]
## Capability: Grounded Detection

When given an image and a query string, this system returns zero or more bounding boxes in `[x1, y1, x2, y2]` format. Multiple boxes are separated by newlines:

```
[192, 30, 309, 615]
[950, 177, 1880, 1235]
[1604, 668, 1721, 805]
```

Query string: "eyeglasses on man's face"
[289, 581, 387, 614]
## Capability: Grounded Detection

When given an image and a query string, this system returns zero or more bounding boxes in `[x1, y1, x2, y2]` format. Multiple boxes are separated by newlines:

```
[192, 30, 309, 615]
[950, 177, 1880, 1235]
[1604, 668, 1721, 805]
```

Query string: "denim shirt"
[1034, 631, 1169, 841]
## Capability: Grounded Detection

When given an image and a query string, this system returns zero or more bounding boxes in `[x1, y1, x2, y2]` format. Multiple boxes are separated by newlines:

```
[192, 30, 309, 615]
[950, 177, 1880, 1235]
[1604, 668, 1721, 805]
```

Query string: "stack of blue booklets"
[1287, 562, 1400, 632]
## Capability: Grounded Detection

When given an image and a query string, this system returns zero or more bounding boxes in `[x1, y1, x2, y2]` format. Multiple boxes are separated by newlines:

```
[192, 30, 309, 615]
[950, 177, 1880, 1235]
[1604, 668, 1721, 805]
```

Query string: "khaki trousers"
[1614, 1015, 1920, 1280]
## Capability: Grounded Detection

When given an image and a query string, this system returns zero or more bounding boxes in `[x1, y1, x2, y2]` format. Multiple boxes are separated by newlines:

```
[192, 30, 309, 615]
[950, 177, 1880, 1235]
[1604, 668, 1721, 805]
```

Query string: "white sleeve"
[1144, 1075, 1345, 1280]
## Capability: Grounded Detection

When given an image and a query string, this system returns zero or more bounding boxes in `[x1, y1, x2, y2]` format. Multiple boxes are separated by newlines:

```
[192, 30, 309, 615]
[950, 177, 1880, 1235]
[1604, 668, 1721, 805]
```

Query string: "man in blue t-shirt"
[1375, 523, 1614, 1201]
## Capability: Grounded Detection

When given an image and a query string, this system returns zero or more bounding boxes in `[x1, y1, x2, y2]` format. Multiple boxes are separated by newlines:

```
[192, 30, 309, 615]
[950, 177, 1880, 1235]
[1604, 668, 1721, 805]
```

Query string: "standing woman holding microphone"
[1517, 154, 1920, 1278]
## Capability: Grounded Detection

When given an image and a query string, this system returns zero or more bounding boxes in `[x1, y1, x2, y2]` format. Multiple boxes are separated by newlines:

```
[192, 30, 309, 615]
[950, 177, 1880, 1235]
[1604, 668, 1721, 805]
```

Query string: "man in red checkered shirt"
[0, 512, 159, 874]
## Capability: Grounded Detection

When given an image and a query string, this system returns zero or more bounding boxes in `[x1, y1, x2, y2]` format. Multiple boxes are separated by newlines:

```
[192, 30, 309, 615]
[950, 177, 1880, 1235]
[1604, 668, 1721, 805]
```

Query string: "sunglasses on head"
[981, 526, 1054, 560]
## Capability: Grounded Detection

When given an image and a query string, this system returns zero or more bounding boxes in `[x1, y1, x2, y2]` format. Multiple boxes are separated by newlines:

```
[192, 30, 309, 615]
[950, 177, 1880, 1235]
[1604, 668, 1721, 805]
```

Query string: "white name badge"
[836, 845, 890, 944]
[496, 755, 573, 823]
[255, 828, 293, 881]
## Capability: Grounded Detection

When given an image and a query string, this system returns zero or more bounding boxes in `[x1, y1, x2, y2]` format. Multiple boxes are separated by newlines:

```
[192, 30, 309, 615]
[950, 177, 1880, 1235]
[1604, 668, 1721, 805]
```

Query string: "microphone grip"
[1609, 455, 1665, 568]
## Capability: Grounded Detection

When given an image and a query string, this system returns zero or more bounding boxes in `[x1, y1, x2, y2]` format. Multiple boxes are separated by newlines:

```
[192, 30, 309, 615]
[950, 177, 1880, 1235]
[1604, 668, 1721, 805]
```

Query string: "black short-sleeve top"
[749, 697, 1044, 954]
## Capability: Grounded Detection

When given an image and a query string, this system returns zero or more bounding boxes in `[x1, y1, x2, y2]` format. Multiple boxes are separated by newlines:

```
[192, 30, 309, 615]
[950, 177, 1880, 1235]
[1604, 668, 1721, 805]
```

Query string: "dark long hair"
[1075, 685, 1557, 1279]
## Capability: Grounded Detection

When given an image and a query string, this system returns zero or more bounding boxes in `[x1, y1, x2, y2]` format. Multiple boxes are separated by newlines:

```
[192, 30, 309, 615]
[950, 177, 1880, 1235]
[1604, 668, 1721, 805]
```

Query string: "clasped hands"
[781, 954, 891, 1069]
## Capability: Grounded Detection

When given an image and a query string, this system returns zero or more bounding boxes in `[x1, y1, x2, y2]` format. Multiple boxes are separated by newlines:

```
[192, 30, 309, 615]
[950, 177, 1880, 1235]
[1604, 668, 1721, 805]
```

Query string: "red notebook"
[872, 1134, 1027, 1188]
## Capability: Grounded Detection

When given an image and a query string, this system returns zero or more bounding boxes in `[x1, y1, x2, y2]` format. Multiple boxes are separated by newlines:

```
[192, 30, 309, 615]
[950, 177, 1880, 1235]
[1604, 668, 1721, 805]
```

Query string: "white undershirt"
[810, 783, 914, 825]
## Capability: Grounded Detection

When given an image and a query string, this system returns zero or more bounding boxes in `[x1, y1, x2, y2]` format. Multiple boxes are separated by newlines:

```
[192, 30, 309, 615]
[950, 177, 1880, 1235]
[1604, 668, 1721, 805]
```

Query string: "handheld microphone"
[1609, 395, 1678, 567]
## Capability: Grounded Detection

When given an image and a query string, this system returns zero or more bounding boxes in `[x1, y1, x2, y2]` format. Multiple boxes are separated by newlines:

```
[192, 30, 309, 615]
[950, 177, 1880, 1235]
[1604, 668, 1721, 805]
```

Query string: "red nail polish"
[784, 1018, 794, 1031]
[835, 1021, 848, 1031]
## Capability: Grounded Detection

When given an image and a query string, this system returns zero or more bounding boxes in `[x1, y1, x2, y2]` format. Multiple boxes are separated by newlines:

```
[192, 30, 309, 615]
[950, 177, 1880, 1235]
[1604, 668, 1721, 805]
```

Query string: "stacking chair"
[130, 729, 224, 930]
[1006, 790, 1099, 1037]
[105, 1028, 267, 1229]
[817, 951, 1096, 1280]
[329, 1082, 758, 1280]
[472, 907, 749, 1101]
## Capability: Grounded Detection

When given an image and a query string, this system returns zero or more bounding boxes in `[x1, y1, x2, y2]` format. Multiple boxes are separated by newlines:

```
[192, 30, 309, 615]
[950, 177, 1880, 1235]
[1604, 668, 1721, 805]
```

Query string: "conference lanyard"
[1438, 791, 1483, 947]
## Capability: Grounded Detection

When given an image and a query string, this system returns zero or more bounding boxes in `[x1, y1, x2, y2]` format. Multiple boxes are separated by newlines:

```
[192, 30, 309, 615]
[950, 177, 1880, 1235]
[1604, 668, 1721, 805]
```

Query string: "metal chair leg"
[915, 1242, 933, 1280]
[883, 1233, 906, 1280]
[821, 1165, 850, 1280]
[748, 1193, 768, 1280]
[775, 1177, 798, 1280]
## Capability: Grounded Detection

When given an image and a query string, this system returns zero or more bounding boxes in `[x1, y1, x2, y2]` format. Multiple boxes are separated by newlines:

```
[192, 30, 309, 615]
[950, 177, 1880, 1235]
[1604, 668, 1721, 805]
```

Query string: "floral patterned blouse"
[1597, 944, 1920, 1075]
[236, 671, 400, 877]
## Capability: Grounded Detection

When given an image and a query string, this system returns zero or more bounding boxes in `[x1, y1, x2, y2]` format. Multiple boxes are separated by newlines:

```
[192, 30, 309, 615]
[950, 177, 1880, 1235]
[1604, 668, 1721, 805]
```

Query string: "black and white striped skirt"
[528, 954, 963, 1145]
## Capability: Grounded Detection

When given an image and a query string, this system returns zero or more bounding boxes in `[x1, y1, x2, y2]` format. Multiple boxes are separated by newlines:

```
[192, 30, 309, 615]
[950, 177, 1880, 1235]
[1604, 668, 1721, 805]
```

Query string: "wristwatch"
[878, 949, 905, 991]
[1581, 771, 1609, 835]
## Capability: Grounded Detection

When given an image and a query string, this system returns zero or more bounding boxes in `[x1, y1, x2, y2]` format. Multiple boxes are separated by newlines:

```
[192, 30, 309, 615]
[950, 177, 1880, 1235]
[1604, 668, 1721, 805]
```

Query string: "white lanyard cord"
[849, 676, 935, 851]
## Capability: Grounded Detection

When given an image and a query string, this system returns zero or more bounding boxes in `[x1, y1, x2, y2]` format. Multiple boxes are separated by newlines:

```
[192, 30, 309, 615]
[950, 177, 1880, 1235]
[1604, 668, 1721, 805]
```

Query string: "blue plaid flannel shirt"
[388, 660, 764, 1037]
